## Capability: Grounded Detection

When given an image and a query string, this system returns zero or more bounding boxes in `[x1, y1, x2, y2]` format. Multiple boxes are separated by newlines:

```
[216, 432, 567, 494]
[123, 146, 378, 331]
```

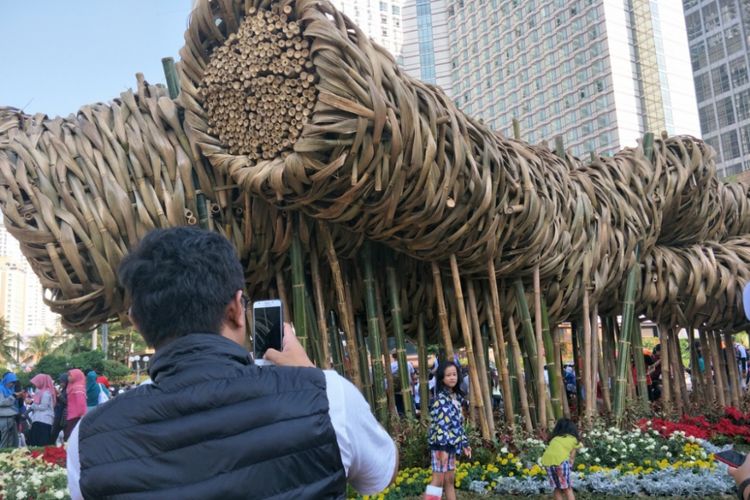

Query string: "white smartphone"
[253, 299, 283, 365]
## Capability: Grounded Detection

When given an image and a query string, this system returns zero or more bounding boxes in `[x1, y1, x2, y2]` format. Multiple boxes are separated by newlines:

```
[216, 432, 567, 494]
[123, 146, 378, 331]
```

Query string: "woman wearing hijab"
[86, 371, 108, 410]
[27, 374, 56, 446]
[65, 369, 86, 440]
[51, 373, 68, 443]
[0, 372, 20, 447]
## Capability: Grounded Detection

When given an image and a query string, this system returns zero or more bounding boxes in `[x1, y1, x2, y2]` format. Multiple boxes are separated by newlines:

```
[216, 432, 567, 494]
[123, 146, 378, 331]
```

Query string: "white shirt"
[737, 344, 748, 359]
[29, 391, 54, 426]
[67, 370, 395, 499]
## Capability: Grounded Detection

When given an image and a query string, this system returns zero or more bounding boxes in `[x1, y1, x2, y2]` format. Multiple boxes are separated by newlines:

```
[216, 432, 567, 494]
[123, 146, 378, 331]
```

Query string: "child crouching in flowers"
[427, 361, 471, 500]
[541, 418, 581, 500]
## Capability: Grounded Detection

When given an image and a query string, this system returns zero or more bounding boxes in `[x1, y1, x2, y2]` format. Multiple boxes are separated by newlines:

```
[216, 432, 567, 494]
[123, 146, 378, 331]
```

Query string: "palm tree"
[0, 317, 17, 365]
[25, 333, 59, 362]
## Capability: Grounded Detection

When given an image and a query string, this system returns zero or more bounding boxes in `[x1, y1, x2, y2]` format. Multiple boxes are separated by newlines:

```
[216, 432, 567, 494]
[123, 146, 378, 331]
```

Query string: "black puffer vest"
[78, 334, 346, 499]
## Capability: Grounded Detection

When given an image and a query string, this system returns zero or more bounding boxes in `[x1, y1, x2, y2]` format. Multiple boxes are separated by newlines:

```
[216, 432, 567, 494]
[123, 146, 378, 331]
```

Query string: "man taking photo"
[67, 227, 397, 499]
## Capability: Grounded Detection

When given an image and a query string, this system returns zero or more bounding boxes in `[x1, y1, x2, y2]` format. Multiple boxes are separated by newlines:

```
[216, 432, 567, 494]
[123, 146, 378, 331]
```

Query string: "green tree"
[0, 318, 17, 364]
[25, 333, 60, 361]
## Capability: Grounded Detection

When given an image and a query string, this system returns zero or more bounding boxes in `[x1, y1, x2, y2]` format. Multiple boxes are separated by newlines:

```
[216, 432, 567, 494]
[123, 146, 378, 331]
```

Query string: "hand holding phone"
[253, 300, 283, 365]
[714, 449, 747, 468]
[264, 323, 314, 368]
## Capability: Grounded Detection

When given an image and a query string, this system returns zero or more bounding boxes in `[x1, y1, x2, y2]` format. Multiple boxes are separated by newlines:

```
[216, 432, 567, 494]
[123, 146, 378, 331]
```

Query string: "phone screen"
[253, 301, 283, 359]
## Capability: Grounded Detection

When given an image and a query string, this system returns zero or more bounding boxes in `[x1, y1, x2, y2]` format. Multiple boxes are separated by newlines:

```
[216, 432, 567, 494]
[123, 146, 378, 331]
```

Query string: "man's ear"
[220, 290, 247, 345]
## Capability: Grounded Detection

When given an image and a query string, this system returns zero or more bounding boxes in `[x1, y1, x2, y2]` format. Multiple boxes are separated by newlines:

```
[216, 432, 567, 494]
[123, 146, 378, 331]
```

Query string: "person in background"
[427, 361, 471, 500]
[0, 372, 20, 448]
[735, 341, 748, 385]
[51, 373, 68, 443]
[541, 418, 581, 500]
[85, 371, 108, 410]
[27, 374, 56, 446]
[65, 369, 86, 440]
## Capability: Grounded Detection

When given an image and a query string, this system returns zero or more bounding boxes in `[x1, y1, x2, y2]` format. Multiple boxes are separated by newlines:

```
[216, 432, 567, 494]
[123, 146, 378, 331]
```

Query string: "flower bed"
[0, 447, 69, 500]
[359, 427, 736, 499]
[639, 407, 750, 444]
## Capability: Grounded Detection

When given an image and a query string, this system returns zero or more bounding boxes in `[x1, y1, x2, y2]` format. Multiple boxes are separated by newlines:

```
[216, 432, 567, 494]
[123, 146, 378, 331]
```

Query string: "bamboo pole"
[589, 303, 600, 420]
[542, 303, 563, 420]
[467, 280, 495, 438]
[290, 224, 308, 350]
[361, 242, 388, 424]
[659, 325, 673, 416]
[631, 318, 649, 409]
[688, 327, 704, 404]
[309, 251, 331, 368]
[417, 314, 430, 424]
[355, 315, 374, 406]
[328, 310, 344, 375]
[275, 270, 291, 324]
[486, 265, 515, 429]
[669, 327, 685, 416]
[724, 331, 742, 408]
[555, 326, 571, 418]
[710, 330, 728, 407]
[532, 266, 548, 427]
[319, 223, 362, 388]
[570, 322, 583, 415]
[304, 289, 323, 365]
[449, 255, 490, 439]
[508, 317, 534, 432]
[513, 279, 542, 423]
[582, 288, 593, 423]
[432, 262, 455, 358]
[386, 261, 415, 420]
[613, 245, 640, 423]
[375, 275, 399, 419]
[699, 329, 717, 405]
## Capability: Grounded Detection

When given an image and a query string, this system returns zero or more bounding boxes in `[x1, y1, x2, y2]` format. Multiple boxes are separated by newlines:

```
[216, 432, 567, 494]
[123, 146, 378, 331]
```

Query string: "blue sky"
[0, 1, 194, 117]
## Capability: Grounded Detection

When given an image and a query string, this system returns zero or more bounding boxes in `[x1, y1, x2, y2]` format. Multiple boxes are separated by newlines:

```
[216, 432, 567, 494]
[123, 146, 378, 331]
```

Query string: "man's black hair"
[436, 360, 465, 398]
[549, 417, 579, 442]
[117, 227, 245, 348]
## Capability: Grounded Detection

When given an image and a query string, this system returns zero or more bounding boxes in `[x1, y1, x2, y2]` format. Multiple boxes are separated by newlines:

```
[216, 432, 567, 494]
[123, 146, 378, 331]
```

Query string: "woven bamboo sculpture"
[1, 0, 750, 428]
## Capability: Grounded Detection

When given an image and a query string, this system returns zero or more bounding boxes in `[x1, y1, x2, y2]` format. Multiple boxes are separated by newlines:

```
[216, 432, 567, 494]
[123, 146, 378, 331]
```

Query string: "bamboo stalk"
[449, 255, 490, 439]
[275, 270, 291, 323]
[631, 318, 649, 409]
[555, 326, 571, 418]
[541, 303, 563, 420]
[571, 321, 583, 416]
[386, 261, 415, 420]
[374, 274, 399, 419]
[355, 315, 374, 406]
[699, 329, 717, 404]
[724, 331, 742, 408]
[432, 262, 454, 358]
[582, 287, 593, 423]
[590, 303, 601, 421]
[669, 327, 684, 415]
[304, 287, 323, 365]
[467, 280, 495, 437]
[328, 310, 344, 375]
[361, 241, 388, 424]
[508, 317, 534, 432]
[513, 279, 542, 421]
[659, 325, 673, 416]
[672, 329, 689, 413]
[319, 223, 361, 388]
[290, 224, 308, 350]
[688, 327, 704, 404]
[417, 314, 430, 424]
[309, 250, 331, 368]
[709, 330, 728, 408]
[613, 245, 640, 423]
[532, 266, 547, 427]
[486, 264, 515, 430]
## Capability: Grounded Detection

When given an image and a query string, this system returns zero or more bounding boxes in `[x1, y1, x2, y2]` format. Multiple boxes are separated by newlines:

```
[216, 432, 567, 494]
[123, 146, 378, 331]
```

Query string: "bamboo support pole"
[275, 270, 291, 324]
[507, 317, 533, 432]
[589, 303, 600, 421]
[374, 275, 399, 419]
[669, 328, 685, 415]
[688, 328, 704, 404]
[309, 251, 331, 368]
[513, 279, 543, 423]
[467, 280, 495, 437]
[659, 325, 673, 416]
[290, 225, 308, 350]
[582, 288, 593, 423]
[361, 242, 388, 424]
[304, 289, 323, 365]
[541, 302, 563, 420]
[613, 245, 641, 423]
[355, 315, 374, 406]
[699, 329, 717, 404]
[386, 262, 415, 420]
[724, 331, 742, 408]
[320, 223, 361, 388]
[432, 262, 454, 358]
[417, 315, 430, 424]
[486, 265, 515, 429]
[595, 322, 612, 415]
[631, 319, 649, 409]
[711, 330, 729, 407]
[532, 266, 548, 427]
[449, 255, 490, 439]
[328, 310, 344, 375]
[555, 326, 571, 418]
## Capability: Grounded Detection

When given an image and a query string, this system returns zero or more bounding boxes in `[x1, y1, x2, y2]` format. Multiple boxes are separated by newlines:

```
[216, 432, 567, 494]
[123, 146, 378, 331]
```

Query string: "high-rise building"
[401, 0, 453, 94]
[402, 0, 701, 158]
[0, 219, 59, 339]
[684, 0, 750, 178]
[329, 0, 404, 60]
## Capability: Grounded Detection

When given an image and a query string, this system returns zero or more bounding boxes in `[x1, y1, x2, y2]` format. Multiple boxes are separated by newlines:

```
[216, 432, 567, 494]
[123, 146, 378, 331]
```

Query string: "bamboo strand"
[374, 274, 399, 419]
[724, 331, 742, 408]
[508, 317, 533, 432]
[328, 310, 344, 375]
[659, 325, 673, 416]
[613, 244, 640, 423]
[710, 330, 728, 407]
[432, 262, 454, 358]
[571, 321, 583, 416]
[275, 270, 291, 323]
[631, 318, 649, 409]
[355, 315, 374, 406]
[541, 302, 563, 420]
[309, 250, 331, 368]
[483, 279, 515, 430]
[532, 266, 547, 427]
[417, 314, 430, 424]
[589, 302, 600, 421]
[290, 224, 308, 349]
[582, 287, 593, 423]
[699, 329, 717, 404]
[361, 242, 388, 424]
[467, 280, 495, 437]
[513, 279, 542, 421]
[555, 327, 571, 418]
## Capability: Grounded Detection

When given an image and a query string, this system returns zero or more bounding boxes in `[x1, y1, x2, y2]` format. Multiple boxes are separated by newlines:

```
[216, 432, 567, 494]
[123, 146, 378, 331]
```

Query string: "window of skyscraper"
[719, 0, 738, 25]
[706, 136, 723, 161]
[694, 72, 712, 102]
[707, 33, 725, 62]
[712, 64, 731, 94]
[735, 89, 750, 121]
[740, 125, 750, 154]
[700, 104, 718, 132]
[722, 130, 741, 159]
[730, 57, 749, 87]
[702, 2, 721, 32]
[725, 26, 742, 55]
[717, 97, 736, 127]
[691, 42, 708, 71]
[686, 11, 702, 39]
[684, 0, 700, 10]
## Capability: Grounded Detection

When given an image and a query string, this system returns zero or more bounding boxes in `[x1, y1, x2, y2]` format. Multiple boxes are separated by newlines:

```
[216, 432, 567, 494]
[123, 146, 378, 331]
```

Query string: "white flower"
[54, 491, 65, 499]
[595, 457, 600, 463]
[500, 447, 508, 454]
[17, 490, 26, 498]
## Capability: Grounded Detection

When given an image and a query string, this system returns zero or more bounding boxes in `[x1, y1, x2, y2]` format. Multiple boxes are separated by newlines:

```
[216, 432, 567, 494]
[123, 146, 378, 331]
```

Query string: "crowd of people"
[0, 368, 136, 449]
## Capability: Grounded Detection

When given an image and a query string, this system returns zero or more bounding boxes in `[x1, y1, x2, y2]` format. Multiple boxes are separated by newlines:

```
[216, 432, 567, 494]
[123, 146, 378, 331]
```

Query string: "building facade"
[685, 0, 750, 178]
[402, 0, 700, 159]
[329, 0, 404, 60]
[401, 0, 453, 94]
[0, 220, 58, 339]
